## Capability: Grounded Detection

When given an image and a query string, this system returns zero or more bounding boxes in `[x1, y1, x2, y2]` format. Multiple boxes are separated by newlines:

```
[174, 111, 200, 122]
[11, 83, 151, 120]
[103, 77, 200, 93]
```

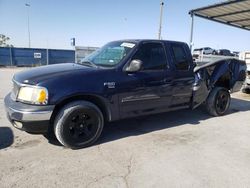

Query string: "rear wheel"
[206, 87, 230, 116]
[242, 87, 250, 94]
[54, 101, 104, 149]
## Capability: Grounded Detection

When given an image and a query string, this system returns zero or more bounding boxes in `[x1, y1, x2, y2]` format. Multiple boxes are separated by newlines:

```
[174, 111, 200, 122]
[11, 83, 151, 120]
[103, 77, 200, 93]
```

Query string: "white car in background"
[192, 47, 216, 61]
[193, 47, 216, 55]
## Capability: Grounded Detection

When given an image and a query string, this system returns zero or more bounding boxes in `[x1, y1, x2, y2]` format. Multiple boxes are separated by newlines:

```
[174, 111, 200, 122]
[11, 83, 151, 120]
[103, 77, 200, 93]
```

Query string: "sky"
[0, 0, 249, 51]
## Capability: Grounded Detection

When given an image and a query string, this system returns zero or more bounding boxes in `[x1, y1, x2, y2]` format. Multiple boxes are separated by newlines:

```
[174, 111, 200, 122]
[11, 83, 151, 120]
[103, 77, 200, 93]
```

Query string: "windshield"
[79, 41, 136, 67]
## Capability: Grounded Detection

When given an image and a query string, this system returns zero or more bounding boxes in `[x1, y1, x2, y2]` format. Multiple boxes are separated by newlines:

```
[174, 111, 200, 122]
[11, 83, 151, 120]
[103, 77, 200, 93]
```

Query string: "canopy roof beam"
[211, 9, 250, 19]
[188, 0, 250, 50]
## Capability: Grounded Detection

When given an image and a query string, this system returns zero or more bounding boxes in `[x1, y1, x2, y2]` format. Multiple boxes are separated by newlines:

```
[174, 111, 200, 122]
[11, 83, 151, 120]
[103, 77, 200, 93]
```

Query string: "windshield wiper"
[79, 60, 98, 68]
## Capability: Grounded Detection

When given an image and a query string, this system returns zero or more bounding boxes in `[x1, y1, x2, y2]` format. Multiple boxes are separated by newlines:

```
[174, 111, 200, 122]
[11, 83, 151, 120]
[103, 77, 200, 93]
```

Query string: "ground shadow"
[230, 97, 250, 112]
[0, 127, 14, 150]
[97, 108, 209, 146]
[97, 97, 250, 146]
[43, 131, 62, 146]
[46, 97, 250, 148]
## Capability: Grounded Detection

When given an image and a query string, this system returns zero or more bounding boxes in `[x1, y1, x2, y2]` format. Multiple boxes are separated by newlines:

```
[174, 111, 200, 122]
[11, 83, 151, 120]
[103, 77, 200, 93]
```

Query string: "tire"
[242, 87, 250, 94]
[54, 100, 104, 149]
[206, 87, 231, 116]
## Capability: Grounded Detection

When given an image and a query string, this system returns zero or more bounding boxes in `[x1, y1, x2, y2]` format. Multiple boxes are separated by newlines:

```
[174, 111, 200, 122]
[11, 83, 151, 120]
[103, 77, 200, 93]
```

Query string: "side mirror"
[125, 59, 142, 73]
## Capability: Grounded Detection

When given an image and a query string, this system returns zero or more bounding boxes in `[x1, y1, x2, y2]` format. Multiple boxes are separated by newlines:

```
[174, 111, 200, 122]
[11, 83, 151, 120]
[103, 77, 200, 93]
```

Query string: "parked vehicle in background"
[239, 51, 250, 93]
[232, 51, 239, 57]
[193, 48, 237, 63]
[193, 47, 216, 61]
[216, 49, 233, 56]
[193, 47, 215, 55]
[4, 40, 246, 149]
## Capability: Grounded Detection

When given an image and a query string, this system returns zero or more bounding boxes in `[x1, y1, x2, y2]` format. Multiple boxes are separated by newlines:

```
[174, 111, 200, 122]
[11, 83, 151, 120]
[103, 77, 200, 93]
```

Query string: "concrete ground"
[0, 68, 250, 188]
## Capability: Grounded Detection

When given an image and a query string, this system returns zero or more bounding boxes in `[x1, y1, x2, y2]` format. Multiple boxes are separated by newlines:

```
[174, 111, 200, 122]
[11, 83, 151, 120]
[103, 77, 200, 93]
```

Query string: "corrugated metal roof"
[190, 0, 250, 31]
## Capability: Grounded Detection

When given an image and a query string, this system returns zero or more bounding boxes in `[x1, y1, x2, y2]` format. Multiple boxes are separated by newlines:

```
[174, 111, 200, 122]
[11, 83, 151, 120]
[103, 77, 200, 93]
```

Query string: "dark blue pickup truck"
[4, 40, 246, 148]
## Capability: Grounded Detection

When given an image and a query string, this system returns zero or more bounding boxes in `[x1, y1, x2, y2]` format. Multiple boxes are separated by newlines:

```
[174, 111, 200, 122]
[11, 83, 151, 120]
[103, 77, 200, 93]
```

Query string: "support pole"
[158, 0, 164, 40]
[189, 13, 194, 51]
[75, 46, 77, 63]
[46, 48, 49, 65]
[25, 3, 31, 48]
[46, 39, 49, 65]
[9, 46, 13, 66]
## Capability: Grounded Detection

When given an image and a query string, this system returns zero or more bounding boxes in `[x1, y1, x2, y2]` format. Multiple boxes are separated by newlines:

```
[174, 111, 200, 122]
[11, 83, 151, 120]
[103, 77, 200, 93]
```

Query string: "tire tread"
[54, 100, 104, 149]
[206, 87, 230, 117]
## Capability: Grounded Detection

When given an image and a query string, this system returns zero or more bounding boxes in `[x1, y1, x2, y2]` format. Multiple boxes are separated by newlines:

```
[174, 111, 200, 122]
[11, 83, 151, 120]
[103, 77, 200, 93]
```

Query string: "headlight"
[17, 86, 48, 105]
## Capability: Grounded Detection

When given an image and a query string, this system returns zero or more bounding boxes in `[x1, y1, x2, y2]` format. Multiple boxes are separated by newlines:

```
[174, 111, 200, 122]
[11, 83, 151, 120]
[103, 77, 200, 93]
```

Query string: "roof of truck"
[114, 39, 187, 45]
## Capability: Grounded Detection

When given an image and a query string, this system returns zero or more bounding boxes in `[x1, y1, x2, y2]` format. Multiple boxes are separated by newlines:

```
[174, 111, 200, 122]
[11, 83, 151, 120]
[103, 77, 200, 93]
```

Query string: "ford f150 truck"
[4, 40, 246, 149]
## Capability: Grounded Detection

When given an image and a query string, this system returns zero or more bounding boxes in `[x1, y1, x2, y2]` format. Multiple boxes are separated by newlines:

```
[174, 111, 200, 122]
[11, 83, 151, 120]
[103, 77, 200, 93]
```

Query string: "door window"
[171, 45, 190, 71]
[132, 43, 167, 70]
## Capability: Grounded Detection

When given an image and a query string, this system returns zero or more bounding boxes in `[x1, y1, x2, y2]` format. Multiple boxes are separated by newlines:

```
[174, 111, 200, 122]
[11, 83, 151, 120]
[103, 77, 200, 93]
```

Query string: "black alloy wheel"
[54, 101, 104, 149]
[215, 90, 230, 114]
[206, 87, 231, 116]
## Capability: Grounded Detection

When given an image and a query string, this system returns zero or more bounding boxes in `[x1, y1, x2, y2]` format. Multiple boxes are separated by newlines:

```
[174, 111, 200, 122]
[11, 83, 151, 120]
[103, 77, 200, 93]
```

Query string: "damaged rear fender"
[192, 58, 246, 109]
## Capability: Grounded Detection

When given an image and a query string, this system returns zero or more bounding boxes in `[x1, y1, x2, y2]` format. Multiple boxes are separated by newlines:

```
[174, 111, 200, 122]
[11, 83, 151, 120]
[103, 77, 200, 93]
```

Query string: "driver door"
[118, 42, 174, 119]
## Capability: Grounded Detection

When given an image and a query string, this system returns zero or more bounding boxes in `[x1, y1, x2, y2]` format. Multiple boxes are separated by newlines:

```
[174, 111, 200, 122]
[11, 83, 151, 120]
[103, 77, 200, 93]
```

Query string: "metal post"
[9, 46, 13, 66]
[46, 48, 49, 65]
[25, 3, 31, 48]
[75, 46, 77, 63]
[46, 39, 49, 65]
[71, 38, 76, 63]
[158, 0, 164, 40]
[189, 13, 194, 51]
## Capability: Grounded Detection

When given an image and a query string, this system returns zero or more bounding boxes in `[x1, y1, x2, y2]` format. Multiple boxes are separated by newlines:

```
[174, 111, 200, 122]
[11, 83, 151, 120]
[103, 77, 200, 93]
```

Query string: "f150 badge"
[104, 82, 116, 89]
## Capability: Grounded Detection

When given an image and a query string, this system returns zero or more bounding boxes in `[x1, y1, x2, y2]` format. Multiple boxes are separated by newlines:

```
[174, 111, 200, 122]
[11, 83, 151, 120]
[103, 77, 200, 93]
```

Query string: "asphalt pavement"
[0, 68, 250, 188]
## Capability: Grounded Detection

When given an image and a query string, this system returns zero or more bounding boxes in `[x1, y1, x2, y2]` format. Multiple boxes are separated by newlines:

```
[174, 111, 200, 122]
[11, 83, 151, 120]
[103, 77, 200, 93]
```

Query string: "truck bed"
[194, 54, 238, 67]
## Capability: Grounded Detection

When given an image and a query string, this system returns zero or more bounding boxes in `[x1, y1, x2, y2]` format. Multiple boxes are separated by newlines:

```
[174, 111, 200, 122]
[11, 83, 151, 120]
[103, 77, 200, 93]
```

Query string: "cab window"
[132, 42, 167, 70]
[171, 44, 190, 71]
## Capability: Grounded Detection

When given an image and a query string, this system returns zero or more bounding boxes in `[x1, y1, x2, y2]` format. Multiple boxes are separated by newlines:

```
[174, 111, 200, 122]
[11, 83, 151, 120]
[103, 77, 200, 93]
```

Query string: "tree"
[0, 34, 13, 47]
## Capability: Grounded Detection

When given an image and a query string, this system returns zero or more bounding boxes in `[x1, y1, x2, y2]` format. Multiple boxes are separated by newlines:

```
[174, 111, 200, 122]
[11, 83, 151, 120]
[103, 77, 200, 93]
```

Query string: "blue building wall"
[0, 47, 75, 66]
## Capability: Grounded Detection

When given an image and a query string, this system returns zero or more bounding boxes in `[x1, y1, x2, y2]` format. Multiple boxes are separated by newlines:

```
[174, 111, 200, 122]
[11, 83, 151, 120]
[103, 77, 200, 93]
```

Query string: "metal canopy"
[189, 0, 250, 31]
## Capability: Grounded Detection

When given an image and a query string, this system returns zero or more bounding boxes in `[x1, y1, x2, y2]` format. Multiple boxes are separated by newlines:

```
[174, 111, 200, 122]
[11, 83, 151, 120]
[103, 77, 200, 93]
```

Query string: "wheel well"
[214, 73, 231, 90]
[50, 95, 110, 126]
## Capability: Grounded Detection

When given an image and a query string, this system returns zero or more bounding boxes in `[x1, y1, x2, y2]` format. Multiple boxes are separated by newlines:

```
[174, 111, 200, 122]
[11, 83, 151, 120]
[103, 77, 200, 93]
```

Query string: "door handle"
[163, 78, 173, 83]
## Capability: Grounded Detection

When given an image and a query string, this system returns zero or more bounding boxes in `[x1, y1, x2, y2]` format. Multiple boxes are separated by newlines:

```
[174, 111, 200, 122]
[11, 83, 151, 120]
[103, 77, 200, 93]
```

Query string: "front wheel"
[206, 87, 231, 116]
[54, 101, 104, 149]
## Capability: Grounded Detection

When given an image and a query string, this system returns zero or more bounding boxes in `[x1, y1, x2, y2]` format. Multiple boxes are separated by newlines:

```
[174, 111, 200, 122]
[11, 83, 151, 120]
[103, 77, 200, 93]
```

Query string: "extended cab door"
[167, 43, 194, 109]
[118, 42, 174, 119]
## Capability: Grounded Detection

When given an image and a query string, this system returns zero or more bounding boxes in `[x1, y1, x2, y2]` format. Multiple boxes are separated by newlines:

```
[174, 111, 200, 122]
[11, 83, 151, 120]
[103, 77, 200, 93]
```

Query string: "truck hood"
[13, 63, 95, 85]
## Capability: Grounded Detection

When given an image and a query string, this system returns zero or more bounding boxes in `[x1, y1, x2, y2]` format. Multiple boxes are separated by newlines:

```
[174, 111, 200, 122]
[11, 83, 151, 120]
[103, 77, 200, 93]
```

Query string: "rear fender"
[192, 59, 246, 109]
[210, 61, 230, 87]
[210, 59, 246, 92]
[191, 62, 228, 109]
[191, 69, 209, 109]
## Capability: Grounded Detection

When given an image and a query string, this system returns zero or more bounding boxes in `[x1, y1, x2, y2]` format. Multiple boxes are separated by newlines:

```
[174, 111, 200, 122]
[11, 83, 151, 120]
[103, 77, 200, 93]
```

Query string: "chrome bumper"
[4, 93, 54, 122]
[6, 106, 53, 121]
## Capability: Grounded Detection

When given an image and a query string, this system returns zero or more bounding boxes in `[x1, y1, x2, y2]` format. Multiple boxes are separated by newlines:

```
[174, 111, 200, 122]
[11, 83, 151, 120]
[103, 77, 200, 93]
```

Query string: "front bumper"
[4, 93, 55, 133]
